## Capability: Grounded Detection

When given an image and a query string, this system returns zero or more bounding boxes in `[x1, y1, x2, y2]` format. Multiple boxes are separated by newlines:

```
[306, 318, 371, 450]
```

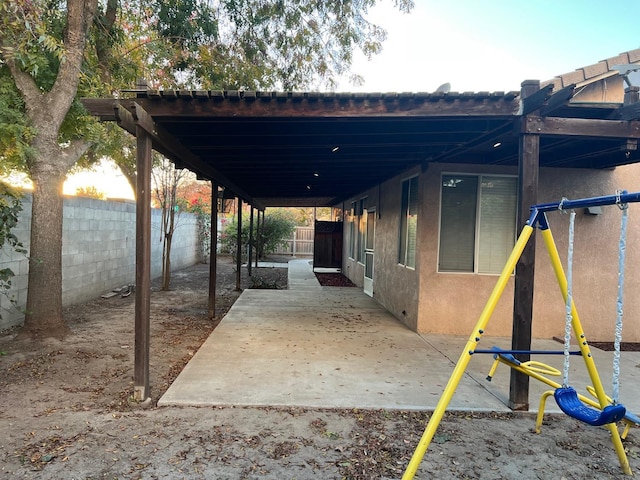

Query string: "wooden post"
[509, 80, 541, 410]
[236, 198, 242, 291]
[255, 210, 261, 268]
[208, 181, 218, 319]
[624, 86, 640, 106]
[248, 207, 254, 276]
[134, 125, 152, 401]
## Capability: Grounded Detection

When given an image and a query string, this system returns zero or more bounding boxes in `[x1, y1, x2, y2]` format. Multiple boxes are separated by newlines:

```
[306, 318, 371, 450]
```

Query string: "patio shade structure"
[83, 77, 640, 404]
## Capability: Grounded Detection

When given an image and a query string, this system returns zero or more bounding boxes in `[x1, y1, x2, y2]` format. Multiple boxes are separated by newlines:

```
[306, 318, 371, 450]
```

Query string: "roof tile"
[543, 49, 640, 89]
[560, 69, 586, 86]
[581, 61, 609, 79]
[606, 53, 630, 69]
[540, 77, 563, 90]
[628, 48, 640, 63]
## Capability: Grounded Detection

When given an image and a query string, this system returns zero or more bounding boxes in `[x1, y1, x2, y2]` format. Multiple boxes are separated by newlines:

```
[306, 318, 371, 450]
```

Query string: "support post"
[134, 126, 152, 401]
[255, 210, 261, 269]
[509, 79, 540, 410]
[236, 198, 242, 291]
[208, 181, 218, 319]
[248, 207, 254, 276]
[624, 86, 640, 106]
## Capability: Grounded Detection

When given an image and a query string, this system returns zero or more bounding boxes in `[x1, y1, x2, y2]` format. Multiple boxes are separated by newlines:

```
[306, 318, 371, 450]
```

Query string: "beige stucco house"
[339, 51, 640, 343]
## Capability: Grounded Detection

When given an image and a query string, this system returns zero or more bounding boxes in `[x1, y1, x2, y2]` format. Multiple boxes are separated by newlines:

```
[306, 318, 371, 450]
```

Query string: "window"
[399, 176, 418, 268]
[357, 198, 366, 263]
[348, 201, 356, 259]
[438, 174, 517, 274]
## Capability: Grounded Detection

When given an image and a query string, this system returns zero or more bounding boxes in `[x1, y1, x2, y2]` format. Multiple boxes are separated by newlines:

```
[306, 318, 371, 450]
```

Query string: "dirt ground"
[1, 255, 639, 479]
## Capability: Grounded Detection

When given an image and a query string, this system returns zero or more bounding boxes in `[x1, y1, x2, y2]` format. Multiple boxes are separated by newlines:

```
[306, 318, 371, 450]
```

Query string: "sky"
[338, 0, 640, 93]
[58, 0, 640, 198]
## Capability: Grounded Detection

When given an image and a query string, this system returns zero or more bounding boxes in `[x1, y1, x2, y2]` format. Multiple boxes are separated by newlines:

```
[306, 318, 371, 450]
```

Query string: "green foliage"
[145, 0, 414, 90]
[0, 181, 26, 317]
[259, 209, 297, 255]
[0, 0, 65, 79]
[155, 0, 218, 52]
[292, 207, 332, 226]
[0, 67, 35, 173]
[221, 208, 296, 261]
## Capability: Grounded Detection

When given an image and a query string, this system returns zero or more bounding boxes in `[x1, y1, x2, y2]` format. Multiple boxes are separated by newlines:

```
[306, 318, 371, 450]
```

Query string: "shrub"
[221, 209, 296, 262]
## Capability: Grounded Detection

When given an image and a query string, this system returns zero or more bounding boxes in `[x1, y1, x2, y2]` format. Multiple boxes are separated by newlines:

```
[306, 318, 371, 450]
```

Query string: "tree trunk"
[162, 232, 173, 291]
[21, 169, 70, 339]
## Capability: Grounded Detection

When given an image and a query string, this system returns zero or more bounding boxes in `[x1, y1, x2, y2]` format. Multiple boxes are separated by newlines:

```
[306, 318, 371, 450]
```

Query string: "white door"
[363, 209, 375, 296]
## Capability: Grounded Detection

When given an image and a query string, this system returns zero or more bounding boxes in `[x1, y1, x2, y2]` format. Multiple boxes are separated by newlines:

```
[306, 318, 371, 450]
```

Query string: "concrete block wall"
[0, 194, 199, 330]
[0, 194, 31, 330]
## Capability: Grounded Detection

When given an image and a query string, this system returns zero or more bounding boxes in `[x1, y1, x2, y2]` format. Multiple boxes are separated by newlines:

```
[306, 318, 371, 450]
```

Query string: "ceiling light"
[306, 185, 311, 190]
[332, 146, 340, 152]
[493, 142, 502, 148]
[313, 172, 319, 177]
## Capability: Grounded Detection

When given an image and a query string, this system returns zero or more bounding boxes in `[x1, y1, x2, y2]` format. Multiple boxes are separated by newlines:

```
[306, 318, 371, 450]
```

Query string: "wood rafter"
[113, 103, 264, 209]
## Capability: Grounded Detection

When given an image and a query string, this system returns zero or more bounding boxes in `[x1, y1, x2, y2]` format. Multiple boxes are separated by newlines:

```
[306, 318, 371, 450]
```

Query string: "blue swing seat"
[554, 386, 627, 426]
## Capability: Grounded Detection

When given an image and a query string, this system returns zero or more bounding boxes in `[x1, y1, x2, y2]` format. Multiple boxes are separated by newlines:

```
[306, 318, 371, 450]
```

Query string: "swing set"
[403, 191, 640, 479]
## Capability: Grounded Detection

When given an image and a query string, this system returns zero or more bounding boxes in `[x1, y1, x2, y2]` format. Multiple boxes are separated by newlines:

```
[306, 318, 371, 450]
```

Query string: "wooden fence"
[273, 226, 314, 255]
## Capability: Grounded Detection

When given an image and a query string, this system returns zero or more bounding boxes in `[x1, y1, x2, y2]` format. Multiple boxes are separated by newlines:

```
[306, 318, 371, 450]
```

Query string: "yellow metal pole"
[402, 225, 534, 480]
[541, 227, 631, 475]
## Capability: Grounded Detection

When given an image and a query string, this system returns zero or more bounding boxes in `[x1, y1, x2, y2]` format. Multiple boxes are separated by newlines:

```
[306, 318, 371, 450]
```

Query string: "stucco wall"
[340, 161, 640, 343]
[420, 162, 640, 342]
[532, 164, 640, 343]
[418, 163, 519, 337]
[0, 194, 199, 330]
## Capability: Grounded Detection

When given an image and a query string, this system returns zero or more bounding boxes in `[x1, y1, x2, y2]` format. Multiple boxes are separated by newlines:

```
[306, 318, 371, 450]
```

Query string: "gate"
[313, 221, 343, 270]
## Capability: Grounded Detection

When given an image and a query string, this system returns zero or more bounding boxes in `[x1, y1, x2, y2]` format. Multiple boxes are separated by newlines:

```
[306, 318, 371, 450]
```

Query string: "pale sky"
[339, 0, 640, 93]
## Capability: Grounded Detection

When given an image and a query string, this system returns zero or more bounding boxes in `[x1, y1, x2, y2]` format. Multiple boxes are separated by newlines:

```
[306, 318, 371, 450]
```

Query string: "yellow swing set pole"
[540, 226, 631, 475]
[402, 224, 534, 480]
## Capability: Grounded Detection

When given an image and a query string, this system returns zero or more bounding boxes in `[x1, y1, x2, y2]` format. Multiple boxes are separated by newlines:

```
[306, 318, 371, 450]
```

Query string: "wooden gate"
[313, 221, 343, 270]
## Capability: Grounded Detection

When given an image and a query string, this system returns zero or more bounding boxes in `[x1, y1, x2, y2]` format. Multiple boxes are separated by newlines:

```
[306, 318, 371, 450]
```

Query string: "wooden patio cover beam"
[113, 103, 265, 210]
[524, 116, 640, 138]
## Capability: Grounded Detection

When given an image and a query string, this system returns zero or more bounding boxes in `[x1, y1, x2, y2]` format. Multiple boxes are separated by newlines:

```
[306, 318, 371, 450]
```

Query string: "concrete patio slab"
[159, 260, 640, 416]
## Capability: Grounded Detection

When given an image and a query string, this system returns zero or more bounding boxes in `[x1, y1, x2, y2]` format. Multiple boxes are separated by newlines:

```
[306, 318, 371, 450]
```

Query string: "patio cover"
[82, 72, 640, 408]
[82, 85, 640, 209]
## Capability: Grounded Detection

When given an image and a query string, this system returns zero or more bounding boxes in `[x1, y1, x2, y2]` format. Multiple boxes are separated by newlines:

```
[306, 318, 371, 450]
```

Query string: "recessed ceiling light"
[306, 185, 311, 190]
[332, 146, 340, 152]
[313, 172, 319, 177]
[493, 142, 502, 148]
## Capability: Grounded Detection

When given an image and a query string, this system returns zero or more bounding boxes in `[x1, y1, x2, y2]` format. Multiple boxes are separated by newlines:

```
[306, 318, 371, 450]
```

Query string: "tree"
[147, 0, 414, 91]
[1, 0, 100, 338]
[152, 157, 189, 291]
[0, 0, 413, 338]
[177, 179, 213, 263]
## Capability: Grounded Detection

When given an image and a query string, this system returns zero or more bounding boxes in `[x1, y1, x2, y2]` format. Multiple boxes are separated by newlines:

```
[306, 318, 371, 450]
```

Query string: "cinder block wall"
[0, 194, 199, 330]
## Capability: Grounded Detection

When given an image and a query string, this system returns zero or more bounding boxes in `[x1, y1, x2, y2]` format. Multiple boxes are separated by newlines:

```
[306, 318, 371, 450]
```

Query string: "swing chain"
[615, 189, 628, 211]
[562, 209, 576, 387]
[558, 197, 569, 213]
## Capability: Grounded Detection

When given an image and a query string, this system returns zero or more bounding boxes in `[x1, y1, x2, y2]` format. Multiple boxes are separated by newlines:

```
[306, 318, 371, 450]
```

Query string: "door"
[363, 209, 375, 296]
